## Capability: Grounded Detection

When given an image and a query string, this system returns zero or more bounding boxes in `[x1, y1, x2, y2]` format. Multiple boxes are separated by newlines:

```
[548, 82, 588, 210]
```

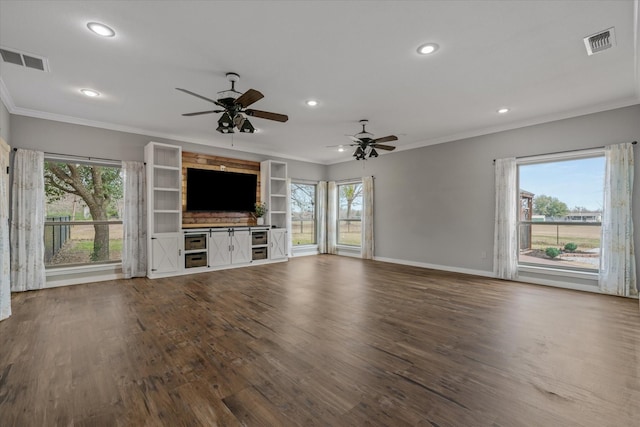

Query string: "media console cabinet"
[145, 141, 289, 279]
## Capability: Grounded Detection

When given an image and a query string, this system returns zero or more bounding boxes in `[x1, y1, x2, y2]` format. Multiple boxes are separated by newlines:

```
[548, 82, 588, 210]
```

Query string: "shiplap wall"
[181, 151, 261, 228]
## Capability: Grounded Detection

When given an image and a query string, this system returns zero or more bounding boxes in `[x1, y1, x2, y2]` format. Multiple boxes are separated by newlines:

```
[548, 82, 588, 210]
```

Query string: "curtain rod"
[334, 176, 374, 183]
[13, 148, 121, 164]
[493, 141, 637, 163]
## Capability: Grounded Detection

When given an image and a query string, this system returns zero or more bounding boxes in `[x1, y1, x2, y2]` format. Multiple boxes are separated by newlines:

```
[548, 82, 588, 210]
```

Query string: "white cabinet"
[208, 229, 251, 267]
[231, 230, 252, 264]
[209, 231, 231, 267]
[270, 229, 288, 260]
[150, 234, 181, 274]
[145, 142, 182, 277]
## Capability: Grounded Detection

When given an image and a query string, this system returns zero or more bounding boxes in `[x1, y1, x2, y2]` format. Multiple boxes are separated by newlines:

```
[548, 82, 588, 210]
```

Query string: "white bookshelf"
[145, 142, 182, 277]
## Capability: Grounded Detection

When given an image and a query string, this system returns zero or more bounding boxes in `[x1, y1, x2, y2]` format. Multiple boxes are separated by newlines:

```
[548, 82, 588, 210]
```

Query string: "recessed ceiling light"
[306, 100, 318, 107]
[417, 43, 439, 55]
[80, 89, 100, 97]
[497, 108, 510, 114]
[87, 22, 115, 37]
[338, 146, 345, 152]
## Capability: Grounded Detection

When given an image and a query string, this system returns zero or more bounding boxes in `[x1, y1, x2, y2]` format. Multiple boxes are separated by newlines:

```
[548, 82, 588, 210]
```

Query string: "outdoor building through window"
[44, 158, 123, 268]
[517, 153, 605, 272]
[291, 182, 316, 246]
[337, 181, 363, 247]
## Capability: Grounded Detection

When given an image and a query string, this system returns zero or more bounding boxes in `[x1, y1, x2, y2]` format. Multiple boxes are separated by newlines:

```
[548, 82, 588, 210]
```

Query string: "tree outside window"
[44, 160, 123, 267]
[291, 182, 316, 245]
[338, 182, 362, 246]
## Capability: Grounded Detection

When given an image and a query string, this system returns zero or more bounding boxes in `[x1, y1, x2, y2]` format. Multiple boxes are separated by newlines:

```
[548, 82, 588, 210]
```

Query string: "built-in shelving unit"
[145, 142, 182, 277]
[260, 160, 289, 230]
[145, 142, 289, 278]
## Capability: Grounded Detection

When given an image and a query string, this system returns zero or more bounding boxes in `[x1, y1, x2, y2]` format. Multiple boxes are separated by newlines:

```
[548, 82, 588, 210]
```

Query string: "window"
[337, 182, 362, 246]
[517, 153, 605, 272]
[291, 182, 316, 246]
[44, 158, 123, 268]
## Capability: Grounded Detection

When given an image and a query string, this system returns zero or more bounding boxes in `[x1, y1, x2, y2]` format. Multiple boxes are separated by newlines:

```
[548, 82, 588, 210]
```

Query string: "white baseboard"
[373, 256, 495, 278]
[46, 272, 123, 288]
[371, 256, 626, 297]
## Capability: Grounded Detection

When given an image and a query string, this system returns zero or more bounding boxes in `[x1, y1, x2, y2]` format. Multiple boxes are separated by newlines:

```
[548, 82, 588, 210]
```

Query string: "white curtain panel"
[493, 157, 519, 280]
[317, 181, 327, 253]
[10, 149, 45, 292]
[361, 176, 374, 259]
[327, 181, 337, 254]
[599, 143, 636, 297]
[0, 139, 11, 320]
[122, 161, 147, 278]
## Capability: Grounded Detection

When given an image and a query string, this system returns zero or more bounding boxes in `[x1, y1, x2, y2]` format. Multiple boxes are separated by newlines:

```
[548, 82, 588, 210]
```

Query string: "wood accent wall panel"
[182, 151, 261, 228]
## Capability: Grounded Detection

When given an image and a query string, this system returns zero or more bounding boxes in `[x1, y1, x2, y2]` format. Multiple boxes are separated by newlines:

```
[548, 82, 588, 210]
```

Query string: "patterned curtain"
[122, 161, 147, 278]
[493, 157, 518, 280]
[599, 143, 636, 297]
[0, 139, 11, 320]
[10, 149, 45, 292]
[361, 176, 374, 259]
[317, 181, 327, 253]
[327, 181, 337, 254]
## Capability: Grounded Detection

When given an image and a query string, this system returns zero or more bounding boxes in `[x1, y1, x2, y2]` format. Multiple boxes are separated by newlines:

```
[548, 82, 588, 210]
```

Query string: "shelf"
[184, 249, 207, 255]
[270, 177, 286, 181]
[271, 211, 287, 214]
[251, 244, 268, 249]
[154, 187, 180, 192]
[154, 165, 181, 171]
[154, 210, 180, 214]
[271, 194, 286, 197]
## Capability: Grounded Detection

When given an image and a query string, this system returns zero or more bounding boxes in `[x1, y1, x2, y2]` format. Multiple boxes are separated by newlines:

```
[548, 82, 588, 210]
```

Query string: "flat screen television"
[186, 168, 257, 212]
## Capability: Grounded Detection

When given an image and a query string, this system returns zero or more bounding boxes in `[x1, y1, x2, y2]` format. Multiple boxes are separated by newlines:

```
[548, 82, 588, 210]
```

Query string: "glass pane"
[338, 219, 361, 246]
[44, 223, 123, 267]
[519, 223, 601, 271]
[44, 161, 124, 267]
[518, 156, 604, 271]
[338, 183, 362, 246]
[291, 183, 316, 245]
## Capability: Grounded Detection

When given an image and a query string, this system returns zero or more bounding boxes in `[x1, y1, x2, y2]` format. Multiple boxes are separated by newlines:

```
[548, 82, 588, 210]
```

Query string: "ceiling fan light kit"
[347, 119, 398, 161]
[178, 72, 288, 134]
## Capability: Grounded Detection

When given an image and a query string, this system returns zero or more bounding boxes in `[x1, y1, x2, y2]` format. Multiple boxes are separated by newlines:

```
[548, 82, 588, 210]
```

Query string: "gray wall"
[327, 104, 640, 275]
[0, 96, 9, 143]
[9, 115, 326, 181]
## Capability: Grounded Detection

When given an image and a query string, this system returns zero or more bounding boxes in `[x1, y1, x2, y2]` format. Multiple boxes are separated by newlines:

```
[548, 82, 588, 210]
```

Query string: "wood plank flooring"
[1, 255, 639, 426]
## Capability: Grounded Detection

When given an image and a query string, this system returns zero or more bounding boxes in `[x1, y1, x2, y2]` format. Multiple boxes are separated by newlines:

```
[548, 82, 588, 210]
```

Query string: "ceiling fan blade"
[347, 135, 362, 143]
[371, 144, 396, 151]
[182, 110, 224, 117]
[176, 88, 223, 107]
[372, 135, 398, 144]
[245, 109, 289, 122]
[235, 89, 264, 108]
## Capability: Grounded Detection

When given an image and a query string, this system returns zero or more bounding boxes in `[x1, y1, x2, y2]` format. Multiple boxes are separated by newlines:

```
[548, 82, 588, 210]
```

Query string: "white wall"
[327, 104, 640, 283]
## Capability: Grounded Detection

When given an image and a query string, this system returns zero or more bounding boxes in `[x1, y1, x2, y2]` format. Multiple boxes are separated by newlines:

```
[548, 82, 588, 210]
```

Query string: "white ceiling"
[1, 0, 638, 164]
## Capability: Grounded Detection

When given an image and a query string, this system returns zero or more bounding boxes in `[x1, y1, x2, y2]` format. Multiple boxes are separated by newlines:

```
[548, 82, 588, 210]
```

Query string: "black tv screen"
[186, 168, 257, 212]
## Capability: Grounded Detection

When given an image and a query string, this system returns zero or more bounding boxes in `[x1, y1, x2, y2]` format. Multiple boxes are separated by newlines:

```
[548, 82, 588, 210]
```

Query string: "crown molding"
[327, 96, 640, 165]
[634, 0, 640, 99]
[7, 105, 320, 165]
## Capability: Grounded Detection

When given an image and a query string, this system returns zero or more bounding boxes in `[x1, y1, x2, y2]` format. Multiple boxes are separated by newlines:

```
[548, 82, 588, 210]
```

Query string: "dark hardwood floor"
[1, 255, 638, 426]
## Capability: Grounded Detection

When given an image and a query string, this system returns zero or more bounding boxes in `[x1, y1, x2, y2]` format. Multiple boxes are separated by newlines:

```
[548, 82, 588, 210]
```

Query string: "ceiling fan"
[341, 120, 398, 160]
[177, 72, 288, 134]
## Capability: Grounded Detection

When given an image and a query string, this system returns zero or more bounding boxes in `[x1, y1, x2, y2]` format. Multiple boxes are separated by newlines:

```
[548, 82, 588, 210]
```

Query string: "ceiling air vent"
[583, 27, 616, 56]
[0, 47, 49, 72]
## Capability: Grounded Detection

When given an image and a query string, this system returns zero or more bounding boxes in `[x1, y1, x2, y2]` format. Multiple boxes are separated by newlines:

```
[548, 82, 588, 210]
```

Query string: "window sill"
[45, 263, 123, 288]
[518, 264, 598, 281]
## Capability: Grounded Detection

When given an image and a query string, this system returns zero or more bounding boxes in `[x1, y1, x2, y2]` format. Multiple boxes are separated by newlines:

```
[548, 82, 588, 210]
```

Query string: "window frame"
[336, 180, 363, 248]
[43, 155, 124, 269]
[516, 149, 604, 275]
[290, 180, 318, 247]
